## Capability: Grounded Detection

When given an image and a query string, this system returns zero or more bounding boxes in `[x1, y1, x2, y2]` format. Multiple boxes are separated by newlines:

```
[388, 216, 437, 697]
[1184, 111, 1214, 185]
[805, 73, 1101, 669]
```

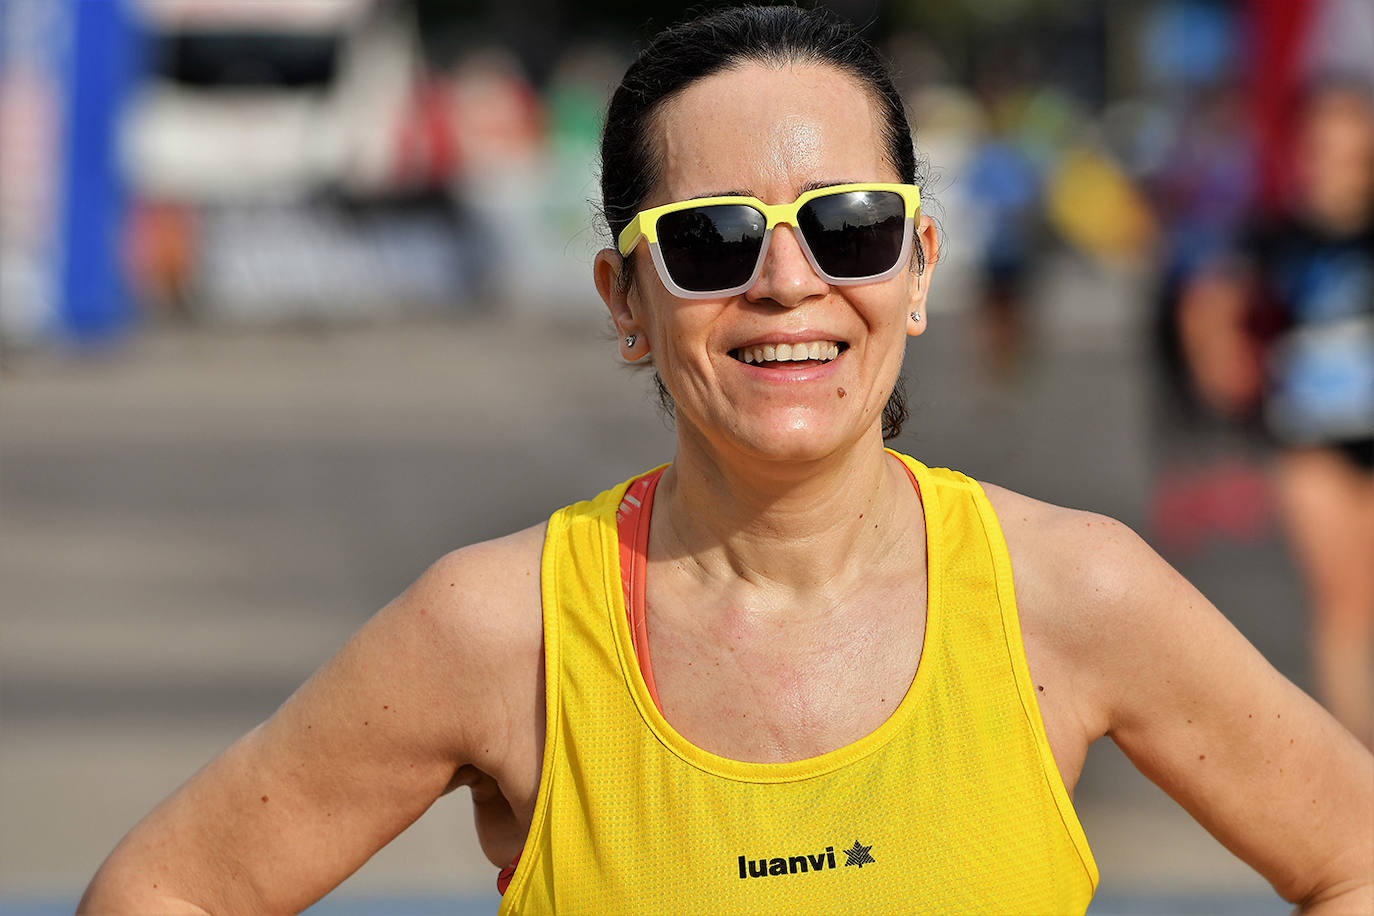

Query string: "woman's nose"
[744, 224, 828, 308]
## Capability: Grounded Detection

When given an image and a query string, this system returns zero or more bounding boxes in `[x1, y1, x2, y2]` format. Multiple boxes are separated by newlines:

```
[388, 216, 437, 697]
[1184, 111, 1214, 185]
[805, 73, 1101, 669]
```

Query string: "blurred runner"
[1145, 85, 1269, 555]
[966, 131, 1040, 381]
[1179, 77, 1374, 746]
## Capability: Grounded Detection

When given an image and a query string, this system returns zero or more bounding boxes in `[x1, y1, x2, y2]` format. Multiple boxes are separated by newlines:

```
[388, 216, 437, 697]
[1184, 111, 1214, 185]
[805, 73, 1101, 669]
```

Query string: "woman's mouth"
[729, 340, 846, 368]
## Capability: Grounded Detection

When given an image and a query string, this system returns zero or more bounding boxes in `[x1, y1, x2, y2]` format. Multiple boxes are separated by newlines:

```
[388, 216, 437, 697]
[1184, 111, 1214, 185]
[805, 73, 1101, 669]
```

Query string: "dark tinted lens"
[656, 204, 766, 292]
[797, 191, 906, 279]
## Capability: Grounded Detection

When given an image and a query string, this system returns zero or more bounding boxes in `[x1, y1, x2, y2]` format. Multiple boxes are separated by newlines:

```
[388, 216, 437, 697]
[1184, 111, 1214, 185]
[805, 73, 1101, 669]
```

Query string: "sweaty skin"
[81, 61, 1373, 916]
[762, 114, 824, 185]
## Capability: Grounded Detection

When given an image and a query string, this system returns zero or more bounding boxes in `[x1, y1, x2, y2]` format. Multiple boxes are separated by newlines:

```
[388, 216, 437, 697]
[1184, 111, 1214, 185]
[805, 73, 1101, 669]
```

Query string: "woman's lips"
[725, 341, 848, 381]
[729, 340, 846, 367]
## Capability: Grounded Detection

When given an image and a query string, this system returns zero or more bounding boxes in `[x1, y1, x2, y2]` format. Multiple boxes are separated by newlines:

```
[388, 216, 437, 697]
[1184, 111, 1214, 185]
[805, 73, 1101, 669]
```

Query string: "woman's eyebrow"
[688, 189, 752, 200]
[798, 178, 854, 193]
[686, 180, 857, 202]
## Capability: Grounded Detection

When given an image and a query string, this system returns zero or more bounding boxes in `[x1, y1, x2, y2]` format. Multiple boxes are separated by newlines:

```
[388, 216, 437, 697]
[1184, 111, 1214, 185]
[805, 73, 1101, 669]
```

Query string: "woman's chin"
[715, 414, 872, 465]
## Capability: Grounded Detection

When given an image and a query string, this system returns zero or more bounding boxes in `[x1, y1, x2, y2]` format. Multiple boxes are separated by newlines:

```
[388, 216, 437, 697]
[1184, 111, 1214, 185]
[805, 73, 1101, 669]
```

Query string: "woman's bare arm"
[994, 486, 1373, 912]
[79, 524, 545, 915]
[1177, 266, 1263, 417]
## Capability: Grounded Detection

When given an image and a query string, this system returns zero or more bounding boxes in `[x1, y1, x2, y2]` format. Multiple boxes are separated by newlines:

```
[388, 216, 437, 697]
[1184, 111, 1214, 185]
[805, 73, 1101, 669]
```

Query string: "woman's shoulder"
[369, 524, 548, 779]
[366, 524, 548, 728]
[321, 525, 547, 714]
[412, 523, 547, 652]
[978, 480, 1153, 607]
[975, 478, 1279, 732]
[976, 481, 1177, 729]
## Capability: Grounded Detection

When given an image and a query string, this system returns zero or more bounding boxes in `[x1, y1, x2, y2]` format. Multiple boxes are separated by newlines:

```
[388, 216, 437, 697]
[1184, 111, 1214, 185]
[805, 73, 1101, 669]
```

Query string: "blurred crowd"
[0, 1, 1367, 330]
[1, 0, 1371, 741]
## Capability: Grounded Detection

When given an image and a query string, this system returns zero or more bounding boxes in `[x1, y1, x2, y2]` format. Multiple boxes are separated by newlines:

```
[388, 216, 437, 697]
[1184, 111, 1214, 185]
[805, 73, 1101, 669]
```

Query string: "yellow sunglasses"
[617, 182, 921, 299]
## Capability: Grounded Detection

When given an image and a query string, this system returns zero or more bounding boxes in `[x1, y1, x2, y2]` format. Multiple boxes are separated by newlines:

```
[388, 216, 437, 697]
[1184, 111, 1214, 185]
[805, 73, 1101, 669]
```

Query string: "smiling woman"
[594, 63, 930, 468]
[79, 6, 1373, 916]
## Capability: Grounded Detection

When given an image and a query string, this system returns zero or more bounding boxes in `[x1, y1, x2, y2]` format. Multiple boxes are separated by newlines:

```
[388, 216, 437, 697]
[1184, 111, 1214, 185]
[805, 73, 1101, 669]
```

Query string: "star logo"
[842, 839, 875, 868]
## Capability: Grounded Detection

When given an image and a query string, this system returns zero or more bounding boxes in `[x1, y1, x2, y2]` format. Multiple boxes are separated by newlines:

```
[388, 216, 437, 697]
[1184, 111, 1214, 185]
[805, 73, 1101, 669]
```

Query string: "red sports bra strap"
[616, 468, 665, 713]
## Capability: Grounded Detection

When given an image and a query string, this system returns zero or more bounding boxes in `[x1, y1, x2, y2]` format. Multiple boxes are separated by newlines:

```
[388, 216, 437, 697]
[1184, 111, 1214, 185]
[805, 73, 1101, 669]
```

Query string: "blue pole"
[56, 0, 139, 343]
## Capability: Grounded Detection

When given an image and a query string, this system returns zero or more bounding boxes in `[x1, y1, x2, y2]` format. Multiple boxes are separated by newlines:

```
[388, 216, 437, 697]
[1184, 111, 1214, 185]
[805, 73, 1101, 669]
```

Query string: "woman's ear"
[906, 215, 940, 338]
[595, 248, 649, 361]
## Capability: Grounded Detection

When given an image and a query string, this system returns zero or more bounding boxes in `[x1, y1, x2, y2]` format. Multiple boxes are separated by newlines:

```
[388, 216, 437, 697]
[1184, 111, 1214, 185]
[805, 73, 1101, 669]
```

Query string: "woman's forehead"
[652, 62, 890, 204]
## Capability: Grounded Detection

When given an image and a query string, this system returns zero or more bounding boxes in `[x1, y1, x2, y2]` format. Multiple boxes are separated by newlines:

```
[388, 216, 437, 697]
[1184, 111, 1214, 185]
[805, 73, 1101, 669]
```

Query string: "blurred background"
[2, 0, 1371, 913]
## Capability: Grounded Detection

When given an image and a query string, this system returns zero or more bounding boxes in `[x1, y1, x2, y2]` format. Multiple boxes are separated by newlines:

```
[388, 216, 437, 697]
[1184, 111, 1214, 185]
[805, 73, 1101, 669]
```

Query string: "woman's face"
[597, 62, 937, 465]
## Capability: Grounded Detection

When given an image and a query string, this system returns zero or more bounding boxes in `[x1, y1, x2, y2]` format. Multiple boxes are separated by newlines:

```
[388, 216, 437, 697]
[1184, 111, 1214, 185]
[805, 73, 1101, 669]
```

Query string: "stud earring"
[910, 311, 922, 323]
[624, 334, 637, 348]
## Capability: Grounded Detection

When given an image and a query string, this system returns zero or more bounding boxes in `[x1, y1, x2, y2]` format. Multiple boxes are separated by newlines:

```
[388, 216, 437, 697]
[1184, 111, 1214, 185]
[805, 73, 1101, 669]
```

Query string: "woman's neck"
[653, 429, 919, 595]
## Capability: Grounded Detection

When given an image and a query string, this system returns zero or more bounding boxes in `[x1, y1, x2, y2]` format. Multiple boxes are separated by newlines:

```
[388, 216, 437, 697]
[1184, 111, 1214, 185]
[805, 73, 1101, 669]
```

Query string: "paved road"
[1, 268, 1308, 910]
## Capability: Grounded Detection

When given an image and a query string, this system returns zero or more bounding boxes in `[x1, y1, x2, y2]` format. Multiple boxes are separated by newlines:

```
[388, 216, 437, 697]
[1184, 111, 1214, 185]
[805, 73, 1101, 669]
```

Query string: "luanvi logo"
[735, 840, 876, 879]
[842, 839, 875, 868]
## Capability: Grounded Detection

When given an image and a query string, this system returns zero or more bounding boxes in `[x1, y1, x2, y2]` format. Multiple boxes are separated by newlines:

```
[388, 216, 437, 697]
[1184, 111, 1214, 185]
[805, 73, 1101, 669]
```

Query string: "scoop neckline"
[603, 451, 943, 783]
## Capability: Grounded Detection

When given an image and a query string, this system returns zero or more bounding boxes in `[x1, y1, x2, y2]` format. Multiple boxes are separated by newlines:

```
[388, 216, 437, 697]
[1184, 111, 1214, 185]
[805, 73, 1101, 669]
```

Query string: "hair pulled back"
[601, 4, 919, 439]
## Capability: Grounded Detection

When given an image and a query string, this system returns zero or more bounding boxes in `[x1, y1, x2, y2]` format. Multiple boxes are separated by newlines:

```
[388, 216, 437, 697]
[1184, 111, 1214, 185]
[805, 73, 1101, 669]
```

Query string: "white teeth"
[735, 341, 842, 365]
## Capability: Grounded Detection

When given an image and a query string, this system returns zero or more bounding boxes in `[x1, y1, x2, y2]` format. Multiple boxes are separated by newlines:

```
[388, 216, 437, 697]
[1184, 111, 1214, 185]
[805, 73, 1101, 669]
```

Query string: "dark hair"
[601, 4, 921, 440]
[1297, 71, 1374, 114]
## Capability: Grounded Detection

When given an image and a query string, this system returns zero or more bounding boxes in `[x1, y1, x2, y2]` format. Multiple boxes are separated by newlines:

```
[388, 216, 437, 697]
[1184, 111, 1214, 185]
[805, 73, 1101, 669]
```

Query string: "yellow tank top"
[498, 452, 1098, 914]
